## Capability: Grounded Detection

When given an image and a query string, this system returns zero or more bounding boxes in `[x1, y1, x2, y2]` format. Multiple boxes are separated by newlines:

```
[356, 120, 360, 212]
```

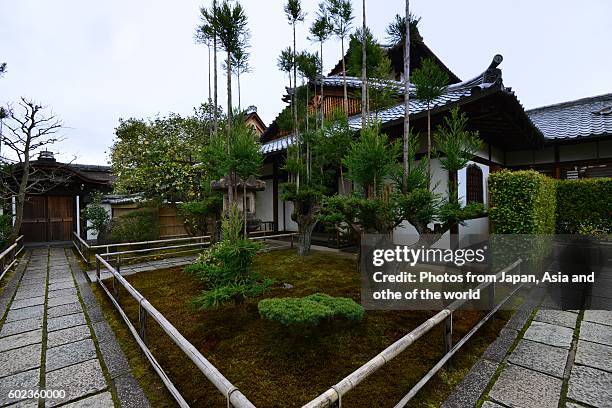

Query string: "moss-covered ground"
[94, 249, 512, 407]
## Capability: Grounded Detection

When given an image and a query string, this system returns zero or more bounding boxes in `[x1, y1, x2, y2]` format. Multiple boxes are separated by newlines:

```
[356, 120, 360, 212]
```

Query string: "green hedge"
[109, 206, 159, 243]
[556, 178, 612, 234]
[489, 170, 557, 234]
[258, 293, 364, 326]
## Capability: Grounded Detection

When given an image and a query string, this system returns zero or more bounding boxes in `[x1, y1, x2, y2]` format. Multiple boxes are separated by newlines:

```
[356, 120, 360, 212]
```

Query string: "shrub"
[258, 293, 364, 326]
[0, 214, 12, 250]
[186, 204, 271, 309]
[177, 196, 223, 237]
[109, 205, 159, 243]
[556, 178, 612, 234]
[82, 193, 110, 244]
[488, 170, 556, 234]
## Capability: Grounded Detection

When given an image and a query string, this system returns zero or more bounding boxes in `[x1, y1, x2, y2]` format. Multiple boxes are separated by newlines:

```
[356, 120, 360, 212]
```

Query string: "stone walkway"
[86, 255, 196, 282]
[444, 306, 612, 407]
[0, 247, 149, 407]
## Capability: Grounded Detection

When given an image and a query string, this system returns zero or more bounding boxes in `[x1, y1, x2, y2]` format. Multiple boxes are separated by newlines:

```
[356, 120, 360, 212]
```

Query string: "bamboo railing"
[0, 235, 25, 282]
[302, 258, 524, 408]
[95, 254, 255, 408]
[72, 232, 211, 267]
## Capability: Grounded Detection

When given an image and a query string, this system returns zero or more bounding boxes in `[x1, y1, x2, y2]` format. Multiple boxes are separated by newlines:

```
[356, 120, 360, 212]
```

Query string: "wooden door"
[47, 196, 74, 241]
[22, 196, 48, 242]
[21, 196, 74, 242]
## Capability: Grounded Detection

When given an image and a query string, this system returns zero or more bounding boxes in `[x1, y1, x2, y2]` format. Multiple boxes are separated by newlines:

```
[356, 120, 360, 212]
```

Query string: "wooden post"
[139, 302, 147, 345]
[96, 258, 101, 282]
[444, 313, 453, 354]
[116, 254, 121, 274]
[290, 234, 294, 249]
[488, 281, 496, 309]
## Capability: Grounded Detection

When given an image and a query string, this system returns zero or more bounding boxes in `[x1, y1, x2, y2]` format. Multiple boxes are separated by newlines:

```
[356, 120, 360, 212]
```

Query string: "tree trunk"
[341, 37, 348, 114]
[402, 0, 411, 193]
[207, 44, 213, 137]
[360, 0, 367, 127]
[320, 40, 325, 127]
[243, 182, 247, 237]
[296, 214, 318, 256]
[9, 151, 31, 242]
[340, 166, 345, 195]
[237, 71, 241, 112]
[227, 50, 233, 128]
[213, 0, 218, 133]
[427, 103, 431, 189]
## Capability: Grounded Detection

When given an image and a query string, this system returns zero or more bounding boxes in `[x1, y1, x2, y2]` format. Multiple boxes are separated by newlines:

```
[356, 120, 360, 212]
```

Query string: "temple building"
[253, 33, 612, 244]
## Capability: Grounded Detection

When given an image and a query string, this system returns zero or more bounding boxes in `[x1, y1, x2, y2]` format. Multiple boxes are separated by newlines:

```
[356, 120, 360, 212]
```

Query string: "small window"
[466, 164, 484, 204]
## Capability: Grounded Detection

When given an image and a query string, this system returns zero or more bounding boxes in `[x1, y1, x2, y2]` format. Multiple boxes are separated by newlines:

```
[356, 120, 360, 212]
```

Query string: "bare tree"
[0, 98, 66, 241]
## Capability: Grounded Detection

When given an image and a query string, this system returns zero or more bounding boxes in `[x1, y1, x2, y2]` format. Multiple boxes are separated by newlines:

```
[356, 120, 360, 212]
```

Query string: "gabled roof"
[346, 55, 505, 129]
[526, 93, 612, 141]
[262, 55, 544, 154]
[328, 37, 461, 84]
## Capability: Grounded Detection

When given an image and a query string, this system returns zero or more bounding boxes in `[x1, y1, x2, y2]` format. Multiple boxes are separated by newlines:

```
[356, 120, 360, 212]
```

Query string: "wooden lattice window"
[466, 164, 484, 204]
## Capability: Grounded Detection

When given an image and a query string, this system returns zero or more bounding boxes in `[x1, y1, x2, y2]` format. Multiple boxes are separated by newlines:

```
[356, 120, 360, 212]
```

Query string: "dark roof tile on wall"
[527, 93, 612, 140]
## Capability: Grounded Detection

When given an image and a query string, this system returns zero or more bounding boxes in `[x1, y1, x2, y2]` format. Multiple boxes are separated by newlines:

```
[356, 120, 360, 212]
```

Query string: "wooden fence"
[0, 236, 24, 282]
[77, 230, 523, 407]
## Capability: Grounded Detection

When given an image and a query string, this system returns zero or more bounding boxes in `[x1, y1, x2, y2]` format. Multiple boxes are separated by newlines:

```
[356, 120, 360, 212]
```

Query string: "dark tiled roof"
[262, 55, 508, 154]
[526, 93, 612, 140]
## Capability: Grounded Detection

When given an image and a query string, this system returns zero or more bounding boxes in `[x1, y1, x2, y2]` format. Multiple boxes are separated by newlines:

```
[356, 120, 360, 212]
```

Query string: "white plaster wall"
[255, 182, 274, 223]
[86, 203, 112, 241]
[459, 216, 490, 236]
[505, 150, 532, 166]
[491, 145, 504, 165]
[534, 147, 555, 164]
[282, 200, 298, 231]
[559, 142, 597, 162]
[599, 140, 612, 158]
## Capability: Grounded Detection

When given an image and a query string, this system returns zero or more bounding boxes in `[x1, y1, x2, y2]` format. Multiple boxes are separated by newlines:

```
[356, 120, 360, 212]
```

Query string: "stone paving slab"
[523, 321, 574, 349]
[0, 317, 43, 338]
[483, 328, 519, 363]
[10, 296, 45, 310]
[47, 294, 79, 308]
[0, 329, 42, 353]
[47, 302, 82, 319]
[47, 288, 77, 299]
[0, 343, 41, 378]
[13, 288, 45, 301]
[574, 340, 612, 374]
[481, 402, 505, 408]
[534, 310, 578, 329]
[5, 305, 44, 323]
[441, 359, 498, 408]
[0, 368, 40, 406]
[583, 310, 612, 327]
[60, 392, 114, 407]
[45, 359, 107, 407]
[567, 365, 612, 407]
[579, 321, 612, 346]
[47, 281, 75, 292]
[508, 339, 569, 378]
[46, 338, 97, 372]
[47, 325, 92, 349]
[489, 364, 562, 408]
[113, 374, 150, 408]
[47, 312, 87, 332]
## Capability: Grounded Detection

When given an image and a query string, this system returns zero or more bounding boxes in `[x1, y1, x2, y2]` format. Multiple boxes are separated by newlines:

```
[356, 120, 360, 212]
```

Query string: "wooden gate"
[21, 196, 74, 242]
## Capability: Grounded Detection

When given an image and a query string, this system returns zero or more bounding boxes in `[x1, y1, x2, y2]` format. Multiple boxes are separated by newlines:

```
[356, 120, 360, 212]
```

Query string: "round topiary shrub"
[258, 293, 364, 326]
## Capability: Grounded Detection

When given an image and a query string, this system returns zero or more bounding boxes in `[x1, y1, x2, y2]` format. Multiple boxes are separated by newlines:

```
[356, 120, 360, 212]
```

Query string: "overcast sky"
[1, 0, 611, 165]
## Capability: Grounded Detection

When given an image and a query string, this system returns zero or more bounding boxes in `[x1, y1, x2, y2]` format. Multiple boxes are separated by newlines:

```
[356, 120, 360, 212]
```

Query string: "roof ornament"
[482, 54, 503, 84]
[592, 106, 612, 116]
